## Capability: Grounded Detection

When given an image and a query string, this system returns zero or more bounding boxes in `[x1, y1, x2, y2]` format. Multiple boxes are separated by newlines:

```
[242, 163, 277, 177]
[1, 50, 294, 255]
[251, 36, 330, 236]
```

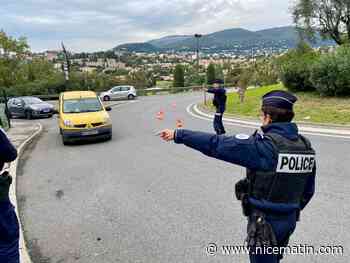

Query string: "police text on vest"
[277, 154, 315, 174]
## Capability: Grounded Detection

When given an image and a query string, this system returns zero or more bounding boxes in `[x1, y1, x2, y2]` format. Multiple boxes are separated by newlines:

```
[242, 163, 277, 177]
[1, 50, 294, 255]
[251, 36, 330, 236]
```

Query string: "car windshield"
[23, 97, 43, 104]
[63, 98, 103, 113]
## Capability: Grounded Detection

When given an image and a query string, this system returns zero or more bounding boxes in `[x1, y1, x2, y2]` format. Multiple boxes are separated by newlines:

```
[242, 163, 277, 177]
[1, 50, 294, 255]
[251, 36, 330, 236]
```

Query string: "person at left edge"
[0, 127, 19, 263]
[206, 79, 227, 135]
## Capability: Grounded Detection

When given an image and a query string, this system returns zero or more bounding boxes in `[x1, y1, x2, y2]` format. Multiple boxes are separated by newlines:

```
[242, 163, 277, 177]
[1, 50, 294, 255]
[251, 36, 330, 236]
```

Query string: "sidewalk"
[7, 120, 41, 263]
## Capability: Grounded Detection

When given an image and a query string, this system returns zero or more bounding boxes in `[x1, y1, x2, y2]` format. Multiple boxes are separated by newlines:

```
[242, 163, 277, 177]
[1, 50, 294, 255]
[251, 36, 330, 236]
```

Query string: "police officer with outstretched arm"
[206, 79, 227, 135]
[0, 128, 19, 263]
[159, 90, 316, 263]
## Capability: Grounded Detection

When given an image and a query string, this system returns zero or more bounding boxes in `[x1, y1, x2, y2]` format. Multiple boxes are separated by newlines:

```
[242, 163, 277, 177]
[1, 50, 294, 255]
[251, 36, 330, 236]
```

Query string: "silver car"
[100, 86, 137, 101]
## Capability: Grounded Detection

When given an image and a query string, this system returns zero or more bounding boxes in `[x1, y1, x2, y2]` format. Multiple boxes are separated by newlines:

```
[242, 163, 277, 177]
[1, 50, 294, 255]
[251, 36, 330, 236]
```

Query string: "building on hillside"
[160, 76, 173, 81]
[45, 50, 59, 61]
[81, 66, 96, 73]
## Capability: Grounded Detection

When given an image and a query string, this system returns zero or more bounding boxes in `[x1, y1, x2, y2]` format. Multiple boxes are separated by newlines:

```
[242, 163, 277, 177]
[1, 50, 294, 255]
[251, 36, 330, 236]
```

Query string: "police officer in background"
[0, 128, 19, 263]
[206, 79, 227, 135]
[159, 90, 316, 263]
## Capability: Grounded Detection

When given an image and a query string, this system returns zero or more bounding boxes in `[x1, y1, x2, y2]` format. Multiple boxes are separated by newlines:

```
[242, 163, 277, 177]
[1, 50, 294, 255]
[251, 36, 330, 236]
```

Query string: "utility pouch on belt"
[246, 211, 277, 249]
[235, 179, 251, 217]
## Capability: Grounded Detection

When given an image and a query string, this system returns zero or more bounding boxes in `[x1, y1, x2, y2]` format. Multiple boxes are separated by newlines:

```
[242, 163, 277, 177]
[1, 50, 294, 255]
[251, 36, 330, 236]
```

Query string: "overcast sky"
[1, 0, 294, 52]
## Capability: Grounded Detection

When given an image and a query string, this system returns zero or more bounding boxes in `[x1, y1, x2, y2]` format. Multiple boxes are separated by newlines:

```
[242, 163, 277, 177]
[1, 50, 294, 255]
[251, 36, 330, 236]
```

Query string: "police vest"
[247, 132, 316, 204]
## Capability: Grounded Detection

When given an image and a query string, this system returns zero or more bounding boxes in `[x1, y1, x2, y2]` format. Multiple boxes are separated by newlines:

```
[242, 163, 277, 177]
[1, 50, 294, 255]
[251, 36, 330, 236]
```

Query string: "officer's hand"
[159, 129, 175, 141]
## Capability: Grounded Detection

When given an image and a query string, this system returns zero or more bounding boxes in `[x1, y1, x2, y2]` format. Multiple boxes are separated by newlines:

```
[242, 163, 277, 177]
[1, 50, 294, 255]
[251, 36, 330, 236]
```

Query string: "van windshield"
[63, 98, 103, 113]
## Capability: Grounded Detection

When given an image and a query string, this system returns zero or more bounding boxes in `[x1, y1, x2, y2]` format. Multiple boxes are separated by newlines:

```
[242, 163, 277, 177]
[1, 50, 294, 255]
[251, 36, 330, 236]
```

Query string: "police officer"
[159, 90, 316, 263]
[0, 127, 19, 263]
[206, 79, 227, 135]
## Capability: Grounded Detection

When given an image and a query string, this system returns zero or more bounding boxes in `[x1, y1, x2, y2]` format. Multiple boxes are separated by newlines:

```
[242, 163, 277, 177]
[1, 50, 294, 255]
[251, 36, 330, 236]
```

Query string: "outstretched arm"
[207, 88, 225, 95]
[160, 129, 276, 171]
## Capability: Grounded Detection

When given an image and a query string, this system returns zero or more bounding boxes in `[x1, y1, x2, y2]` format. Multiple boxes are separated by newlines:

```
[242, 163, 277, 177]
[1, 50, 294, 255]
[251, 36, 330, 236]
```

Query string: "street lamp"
[194, 34, 202, 73]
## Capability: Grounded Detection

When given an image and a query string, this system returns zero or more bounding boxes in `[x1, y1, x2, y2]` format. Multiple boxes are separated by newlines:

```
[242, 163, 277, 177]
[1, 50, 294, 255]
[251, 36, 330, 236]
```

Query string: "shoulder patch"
[235, 134, 250, 140]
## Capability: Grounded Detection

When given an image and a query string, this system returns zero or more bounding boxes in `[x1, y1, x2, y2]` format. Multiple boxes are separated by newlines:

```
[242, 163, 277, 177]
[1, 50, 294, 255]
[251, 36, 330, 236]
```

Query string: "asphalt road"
[17, 93, 349, 263]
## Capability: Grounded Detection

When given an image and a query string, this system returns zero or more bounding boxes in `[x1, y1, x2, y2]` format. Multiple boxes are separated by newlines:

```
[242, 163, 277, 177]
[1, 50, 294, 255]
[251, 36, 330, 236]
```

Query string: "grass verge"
[202, 84, 350, 125]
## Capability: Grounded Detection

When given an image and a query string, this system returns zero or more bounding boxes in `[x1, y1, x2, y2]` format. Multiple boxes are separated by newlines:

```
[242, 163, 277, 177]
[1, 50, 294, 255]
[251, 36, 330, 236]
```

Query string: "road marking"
[186, 103, 350, 140]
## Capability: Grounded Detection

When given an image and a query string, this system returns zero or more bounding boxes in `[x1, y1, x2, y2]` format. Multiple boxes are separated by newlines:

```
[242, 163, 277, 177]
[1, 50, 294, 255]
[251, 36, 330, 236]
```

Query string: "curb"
[9, 122, 43, 263]
[189, 103, 350, 139]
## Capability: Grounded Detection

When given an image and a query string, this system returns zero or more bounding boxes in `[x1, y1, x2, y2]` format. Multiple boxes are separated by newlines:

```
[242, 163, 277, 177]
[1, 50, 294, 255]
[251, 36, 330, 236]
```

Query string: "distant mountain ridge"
[113, 26, 334, 53]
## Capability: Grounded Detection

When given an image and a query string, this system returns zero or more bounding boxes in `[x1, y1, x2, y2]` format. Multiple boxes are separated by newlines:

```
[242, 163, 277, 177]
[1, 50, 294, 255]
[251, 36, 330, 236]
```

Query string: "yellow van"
[58, 91, 112, 145]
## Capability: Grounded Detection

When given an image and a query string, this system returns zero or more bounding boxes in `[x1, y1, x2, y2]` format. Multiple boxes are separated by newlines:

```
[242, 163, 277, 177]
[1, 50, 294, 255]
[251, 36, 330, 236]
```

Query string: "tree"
[126, 70, 149, 89]
[206, 63, 216, 84]
[226, 66, 243, 86]
[310, 44, 350, 96]
[173, 64, 184, 87]
[293, 0, 350, 45]
[276, 42, 320, 92]
[0, 31, 29, 89]
[237, 68, 252, 103]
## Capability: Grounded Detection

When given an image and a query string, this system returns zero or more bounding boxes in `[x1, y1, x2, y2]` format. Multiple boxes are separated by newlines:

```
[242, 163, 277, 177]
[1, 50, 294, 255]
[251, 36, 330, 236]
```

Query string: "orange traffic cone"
[156, 110, 164, 120]
[176, 119, 183, 128]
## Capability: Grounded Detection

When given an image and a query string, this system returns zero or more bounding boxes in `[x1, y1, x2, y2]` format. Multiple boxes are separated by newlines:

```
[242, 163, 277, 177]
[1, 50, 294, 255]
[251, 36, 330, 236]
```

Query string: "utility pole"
[61, 42, 70, 91]
[194, 34, 202, 75]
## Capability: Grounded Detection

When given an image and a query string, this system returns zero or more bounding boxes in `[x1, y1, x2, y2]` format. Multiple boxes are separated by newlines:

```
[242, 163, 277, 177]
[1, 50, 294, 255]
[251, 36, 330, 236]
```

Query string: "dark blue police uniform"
[207, 79, 227, 135]
[173, 91, 316, 263]
[0, 128, 19, 263]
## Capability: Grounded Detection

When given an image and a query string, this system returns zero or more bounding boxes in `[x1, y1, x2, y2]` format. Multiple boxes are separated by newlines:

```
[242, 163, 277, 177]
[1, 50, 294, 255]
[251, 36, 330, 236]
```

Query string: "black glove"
[235, 178, 249, 200]
[0, 171, 12, 202]
[246, 212, 278, 249]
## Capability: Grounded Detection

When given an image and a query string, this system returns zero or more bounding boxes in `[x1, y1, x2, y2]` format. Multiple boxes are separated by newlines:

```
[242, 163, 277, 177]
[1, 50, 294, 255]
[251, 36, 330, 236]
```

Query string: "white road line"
[186, 103, 350, 140]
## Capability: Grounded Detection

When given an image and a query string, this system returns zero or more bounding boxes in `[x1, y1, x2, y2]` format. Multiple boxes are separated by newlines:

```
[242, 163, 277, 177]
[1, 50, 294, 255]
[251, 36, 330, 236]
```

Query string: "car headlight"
[63, 120, 73, 127]
[103, 117, 111, 125]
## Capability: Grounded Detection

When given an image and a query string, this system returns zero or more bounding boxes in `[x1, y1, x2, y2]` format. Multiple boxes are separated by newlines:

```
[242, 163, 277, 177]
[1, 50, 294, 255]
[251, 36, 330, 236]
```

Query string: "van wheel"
[128, 94, 135, 100]
[62, 136, 69, 145]
[103, 95, 111, 101]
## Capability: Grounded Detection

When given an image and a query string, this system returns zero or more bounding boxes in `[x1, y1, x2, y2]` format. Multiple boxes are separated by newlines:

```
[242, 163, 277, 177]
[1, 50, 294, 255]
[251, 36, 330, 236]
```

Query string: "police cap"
[212, 79, 224, 84]
[262, 90, 297, 110]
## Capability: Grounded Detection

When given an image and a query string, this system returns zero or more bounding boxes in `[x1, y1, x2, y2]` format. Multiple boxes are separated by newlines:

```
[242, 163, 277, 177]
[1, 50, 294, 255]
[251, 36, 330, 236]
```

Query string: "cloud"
[0, 0, 294, 52]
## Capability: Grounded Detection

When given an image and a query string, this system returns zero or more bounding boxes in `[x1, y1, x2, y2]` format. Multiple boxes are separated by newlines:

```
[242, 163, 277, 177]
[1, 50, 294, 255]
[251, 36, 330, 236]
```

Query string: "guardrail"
[4, 83, 238, 102]
[26, 85, 207, 101]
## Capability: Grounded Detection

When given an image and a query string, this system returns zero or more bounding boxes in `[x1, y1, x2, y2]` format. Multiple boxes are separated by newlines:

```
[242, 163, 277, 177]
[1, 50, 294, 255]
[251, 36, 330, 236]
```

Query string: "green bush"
[310, 45, 350, 96]
[276, 43, 319, 92]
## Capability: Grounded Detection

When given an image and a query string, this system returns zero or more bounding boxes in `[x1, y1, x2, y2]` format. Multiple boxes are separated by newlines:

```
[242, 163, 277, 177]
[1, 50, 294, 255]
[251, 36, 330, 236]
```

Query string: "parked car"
[7, 96, 55, 119]
[100, 86, 137, 101]
[58, 91, 112, 145]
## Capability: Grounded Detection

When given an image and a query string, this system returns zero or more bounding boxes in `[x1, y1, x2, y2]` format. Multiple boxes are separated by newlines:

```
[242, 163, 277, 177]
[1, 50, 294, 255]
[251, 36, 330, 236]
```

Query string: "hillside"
[113, 26, 334, 52]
